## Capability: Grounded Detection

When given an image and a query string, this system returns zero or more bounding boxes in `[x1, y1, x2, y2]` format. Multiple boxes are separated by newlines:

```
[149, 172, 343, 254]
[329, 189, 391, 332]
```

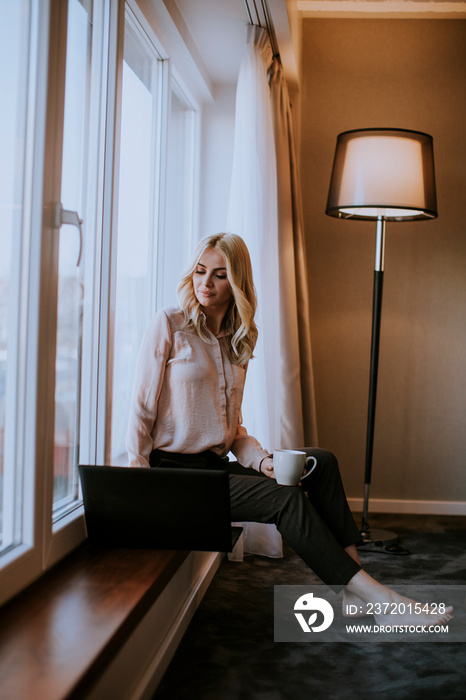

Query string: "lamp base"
[357, 527, 410, 555]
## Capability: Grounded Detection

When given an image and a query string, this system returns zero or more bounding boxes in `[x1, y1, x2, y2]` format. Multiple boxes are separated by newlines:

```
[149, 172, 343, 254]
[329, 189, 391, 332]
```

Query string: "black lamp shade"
[326, 128, 438, 221]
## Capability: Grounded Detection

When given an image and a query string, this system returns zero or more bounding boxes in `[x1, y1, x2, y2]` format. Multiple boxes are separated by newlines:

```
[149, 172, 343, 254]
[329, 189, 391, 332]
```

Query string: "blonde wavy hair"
[177, 233, 258, 365]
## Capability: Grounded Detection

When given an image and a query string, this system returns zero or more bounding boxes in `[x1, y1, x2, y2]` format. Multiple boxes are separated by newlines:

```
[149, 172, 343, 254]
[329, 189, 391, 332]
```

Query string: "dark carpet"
[153, 513, 466, 700]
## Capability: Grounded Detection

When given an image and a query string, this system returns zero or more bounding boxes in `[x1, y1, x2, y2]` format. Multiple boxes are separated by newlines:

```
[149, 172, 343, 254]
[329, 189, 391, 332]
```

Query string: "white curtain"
[227, 25, 280, 454]
[227, 27, 318, 560]
[227, 25, 282, 559]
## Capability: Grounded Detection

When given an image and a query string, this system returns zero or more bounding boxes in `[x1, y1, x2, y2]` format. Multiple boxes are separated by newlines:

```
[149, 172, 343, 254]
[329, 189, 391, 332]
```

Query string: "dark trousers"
[149, 447, 362, 589]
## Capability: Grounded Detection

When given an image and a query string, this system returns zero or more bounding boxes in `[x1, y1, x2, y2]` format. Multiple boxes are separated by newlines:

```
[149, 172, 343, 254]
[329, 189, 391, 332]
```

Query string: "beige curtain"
[269, 57, 318, 447]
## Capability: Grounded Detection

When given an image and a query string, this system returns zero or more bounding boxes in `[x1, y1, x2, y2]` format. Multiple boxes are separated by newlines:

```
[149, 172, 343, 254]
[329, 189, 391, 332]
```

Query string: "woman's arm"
[230, 416, 272, 473]
[126, 309, 172, 467]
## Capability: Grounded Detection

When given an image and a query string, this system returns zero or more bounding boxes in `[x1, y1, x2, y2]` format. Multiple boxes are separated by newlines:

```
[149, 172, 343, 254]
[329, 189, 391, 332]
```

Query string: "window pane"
[110, 17, 161, 463]
[158, 83, 195, 308]
[53, 0, 93, 514]
[0, 0, 35, 552]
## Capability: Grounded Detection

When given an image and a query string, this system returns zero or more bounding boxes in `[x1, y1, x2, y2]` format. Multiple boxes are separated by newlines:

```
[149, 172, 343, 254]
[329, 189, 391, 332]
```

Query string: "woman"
[127, 233, 452, 626]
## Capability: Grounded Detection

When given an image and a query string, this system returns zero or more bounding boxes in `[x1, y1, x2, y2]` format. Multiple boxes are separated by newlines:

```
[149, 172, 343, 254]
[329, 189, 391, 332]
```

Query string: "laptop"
[79, 464, 242, 552]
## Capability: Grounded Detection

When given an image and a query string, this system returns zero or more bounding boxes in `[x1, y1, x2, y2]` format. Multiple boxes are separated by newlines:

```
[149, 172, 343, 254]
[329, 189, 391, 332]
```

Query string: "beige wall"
[300, 19, 466, 505]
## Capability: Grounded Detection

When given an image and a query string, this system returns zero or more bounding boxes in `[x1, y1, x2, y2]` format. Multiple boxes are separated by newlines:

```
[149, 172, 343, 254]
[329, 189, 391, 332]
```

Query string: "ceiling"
[172, 0, 466, 86]
[174, 0, 251, 84]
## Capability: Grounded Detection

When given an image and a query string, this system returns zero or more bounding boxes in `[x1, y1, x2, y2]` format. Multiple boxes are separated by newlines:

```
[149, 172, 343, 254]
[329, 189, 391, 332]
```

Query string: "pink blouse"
[126, 307, 269, 470]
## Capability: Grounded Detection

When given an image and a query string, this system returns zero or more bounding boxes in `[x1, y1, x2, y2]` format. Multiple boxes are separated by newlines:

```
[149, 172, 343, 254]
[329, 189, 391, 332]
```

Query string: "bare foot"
[345, 570, 454, 627]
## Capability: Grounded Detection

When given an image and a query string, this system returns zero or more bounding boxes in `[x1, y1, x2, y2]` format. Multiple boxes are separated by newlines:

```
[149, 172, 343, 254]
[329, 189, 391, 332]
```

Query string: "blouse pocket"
[167, 332, 194, 364]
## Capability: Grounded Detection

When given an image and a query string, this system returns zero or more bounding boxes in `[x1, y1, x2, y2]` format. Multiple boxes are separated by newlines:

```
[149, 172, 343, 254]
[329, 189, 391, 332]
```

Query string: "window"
[39, 0, 111, 547]
[110, 12, 163, 464]
[0, 0, 40, 556]
[110, 9, 196, 463]
[158, 81, 196, 308]
[53, 0, 96, 517]
[0, 0, 200, 606]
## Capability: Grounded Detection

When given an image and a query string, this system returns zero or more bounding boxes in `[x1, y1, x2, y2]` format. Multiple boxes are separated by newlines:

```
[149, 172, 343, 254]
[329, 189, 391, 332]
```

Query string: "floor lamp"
[325, 128, 438, 553]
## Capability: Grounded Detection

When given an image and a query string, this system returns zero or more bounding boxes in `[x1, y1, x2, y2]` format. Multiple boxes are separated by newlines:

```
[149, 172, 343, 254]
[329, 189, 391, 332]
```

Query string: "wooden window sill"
[0, 543, 190, 700]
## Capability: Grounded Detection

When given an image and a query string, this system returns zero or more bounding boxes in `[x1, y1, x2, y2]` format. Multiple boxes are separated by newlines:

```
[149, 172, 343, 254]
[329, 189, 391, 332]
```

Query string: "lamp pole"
[361, 217, 385, 533]
[360, 217, 400, 548]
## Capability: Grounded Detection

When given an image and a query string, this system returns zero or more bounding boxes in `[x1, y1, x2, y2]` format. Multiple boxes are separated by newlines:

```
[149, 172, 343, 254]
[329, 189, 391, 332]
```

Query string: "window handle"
[52, 202, 83, 267]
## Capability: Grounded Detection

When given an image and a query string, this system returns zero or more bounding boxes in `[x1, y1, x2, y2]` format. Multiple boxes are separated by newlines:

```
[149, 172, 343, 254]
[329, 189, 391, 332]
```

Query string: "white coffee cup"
[273, 449, 317, 486]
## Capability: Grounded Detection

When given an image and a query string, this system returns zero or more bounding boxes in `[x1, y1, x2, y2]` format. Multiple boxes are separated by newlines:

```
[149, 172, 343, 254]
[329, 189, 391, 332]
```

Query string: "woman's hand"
[260, 457, 275, 479]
